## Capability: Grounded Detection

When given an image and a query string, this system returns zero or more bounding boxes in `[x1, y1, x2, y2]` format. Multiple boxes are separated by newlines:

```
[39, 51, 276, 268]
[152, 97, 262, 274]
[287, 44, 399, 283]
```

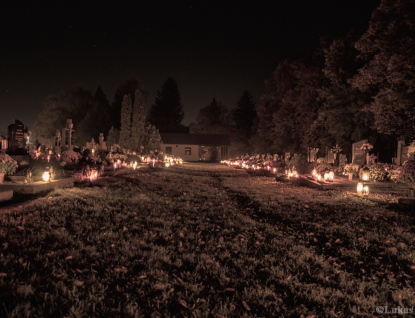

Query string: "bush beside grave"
[399, 160, 415, 185]
[0, 153, 18, 175]
[360, 163, 393, 182]
[315, 163, 333, 175]
[61, 150, 81, 164]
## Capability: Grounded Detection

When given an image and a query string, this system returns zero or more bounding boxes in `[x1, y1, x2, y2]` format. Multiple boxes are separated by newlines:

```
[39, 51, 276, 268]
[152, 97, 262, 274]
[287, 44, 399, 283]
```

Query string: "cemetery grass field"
[0, 163, 414, 317]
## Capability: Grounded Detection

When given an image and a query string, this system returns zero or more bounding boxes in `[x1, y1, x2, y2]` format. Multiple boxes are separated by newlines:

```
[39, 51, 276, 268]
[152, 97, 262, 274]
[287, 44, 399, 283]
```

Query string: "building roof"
[160, 133, 231, 146]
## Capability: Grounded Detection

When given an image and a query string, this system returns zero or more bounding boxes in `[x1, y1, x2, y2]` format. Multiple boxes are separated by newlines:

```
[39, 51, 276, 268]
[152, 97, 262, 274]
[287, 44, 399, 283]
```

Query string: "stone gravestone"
[397, 140, 415, 165]
[99, 133, 107, 150]
[352, 140, 368, 166]
[7, 119, 27, 154]
[339, 154, 347, 166]
[308, 148, 319, 162]
[0, 136, 8, 153]
[61, 119, 75, 151]
[53, 129, 62, 154]
[326, 151, 335, 164]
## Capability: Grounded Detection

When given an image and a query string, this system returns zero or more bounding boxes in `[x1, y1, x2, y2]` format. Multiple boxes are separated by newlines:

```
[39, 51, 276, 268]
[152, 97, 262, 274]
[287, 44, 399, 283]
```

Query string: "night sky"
[0, 0, 380, 136]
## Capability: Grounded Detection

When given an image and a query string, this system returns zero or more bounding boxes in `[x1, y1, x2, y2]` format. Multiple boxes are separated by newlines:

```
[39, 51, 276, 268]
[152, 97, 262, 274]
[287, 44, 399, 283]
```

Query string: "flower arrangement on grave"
[360, 143, 373, 151]
[399, 160, 415, 185]
[87, 155, 102, 165]
[316, 157, 326, 164]
[315, 163, 333, 176]
[343, 163, 360, 175]
[29, 150, 50, 162]
[61, 150, 80, 164]
[0, 153, 18, 175]
[334, 165, 345, 175]
[331, 144, 342, 154]
[407, 141, 415, 158]
[361, 163, 392, 182]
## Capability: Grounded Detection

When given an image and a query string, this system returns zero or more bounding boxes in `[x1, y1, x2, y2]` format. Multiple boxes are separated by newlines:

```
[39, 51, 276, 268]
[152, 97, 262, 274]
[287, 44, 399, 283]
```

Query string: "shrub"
[362, 163, 393, 182]
[61, 150, 80, 164]
[315, 163, 333, 175]
[389, 167, 402, 183]
[0, 153, 18, 175]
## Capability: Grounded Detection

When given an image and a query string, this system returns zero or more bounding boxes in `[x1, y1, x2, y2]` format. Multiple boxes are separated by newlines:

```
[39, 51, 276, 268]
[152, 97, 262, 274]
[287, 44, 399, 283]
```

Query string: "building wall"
[162, 144, 200, 161]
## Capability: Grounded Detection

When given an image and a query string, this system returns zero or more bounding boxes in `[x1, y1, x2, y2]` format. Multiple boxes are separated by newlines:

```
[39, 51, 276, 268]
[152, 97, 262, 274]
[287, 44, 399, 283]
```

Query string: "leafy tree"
[142, 124, 162, 153]
[308, 32, 375, 157]
[131, 89, 146, 150]
[351, 0, 415, 140]
[258, 44, 327, 153]
[119, 94, 132, 149]
[33, 86, 105, 146]
[189, 98, 230, 134]
[111, 79, 141, 129]
[149, 77, 185, 132]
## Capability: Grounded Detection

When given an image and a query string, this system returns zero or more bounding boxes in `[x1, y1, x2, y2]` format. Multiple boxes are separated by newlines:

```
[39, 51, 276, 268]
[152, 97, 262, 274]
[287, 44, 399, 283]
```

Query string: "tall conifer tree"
[131, 89, 146, 151]
[119, 94, 132, 149]
[233, 90, 257, 138]
[149, 77, 184, 131]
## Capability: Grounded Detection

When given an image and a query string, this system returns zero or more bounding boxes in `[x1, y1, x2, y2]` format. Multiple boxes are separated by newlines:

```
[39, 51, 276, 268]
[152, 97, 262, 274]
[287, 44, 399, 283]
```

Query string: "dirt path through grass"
[0, 163, 414, 317]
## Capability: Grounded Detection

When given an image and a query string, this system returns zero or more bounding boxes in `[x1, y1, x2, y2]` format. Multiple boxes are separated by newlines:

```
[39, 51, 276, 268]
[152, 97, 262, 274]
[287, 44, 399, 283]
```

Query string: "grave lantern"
[42, 168, 50, 182]
[357, 182, 369, 196]
[361, 167, 370, 181]
[324, 171, 334, 182]
[90, 169, 98, 181]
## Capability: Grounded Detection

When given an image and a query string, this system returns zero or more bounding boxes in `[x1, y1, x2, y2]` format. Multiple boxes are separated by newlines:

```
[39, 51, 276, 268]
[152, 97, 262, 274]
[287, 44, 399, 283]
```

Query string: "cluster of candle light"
[357, 182, 369, 196]
[221, 159, 279, 174]
[164, 156, 183, 167]
[312, 169, 334, 182]
[286, 169, 299, 179]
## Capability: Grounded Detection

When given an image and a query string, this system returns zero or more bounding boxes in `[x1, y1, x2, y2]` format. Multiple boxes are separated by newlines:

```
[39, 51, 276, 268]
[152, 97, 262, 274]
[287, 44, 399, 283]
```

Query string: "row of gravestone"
[307, 147, 347, 166]
[0, 118, 108, 156]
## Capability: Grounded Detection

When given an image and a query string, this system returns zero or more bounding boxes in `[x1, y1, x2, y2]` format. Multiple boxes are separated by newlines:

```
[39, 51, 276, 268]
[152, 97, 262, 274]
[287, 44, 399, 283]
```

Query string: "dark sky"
[0, 0, 380, 136]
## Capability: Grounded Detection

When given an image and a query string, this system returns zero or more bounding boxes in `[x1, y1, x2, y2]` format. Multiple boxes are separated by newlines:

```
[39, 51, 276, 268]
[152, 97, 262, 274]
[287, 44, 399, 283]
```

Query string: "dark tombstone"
[352, 140, 368, 166]
[326, 151, 335, 164]
[339, 154, 347, 166]
[7, 119, 27, 154]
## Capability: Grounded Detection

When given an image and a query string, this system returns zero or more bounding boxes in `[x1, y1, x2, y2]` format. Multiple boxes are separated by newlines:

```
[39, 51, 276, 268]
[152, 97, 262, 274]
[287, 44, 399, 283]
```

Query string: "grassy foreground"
[0, 163, 414, 317]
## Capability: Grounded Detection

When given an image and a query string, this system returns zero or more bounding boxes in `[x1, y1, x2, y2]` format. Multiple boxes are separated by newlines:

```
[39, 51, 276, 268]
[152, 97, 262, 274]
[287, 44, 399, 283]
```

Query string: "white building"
[160, 133, 230, 161]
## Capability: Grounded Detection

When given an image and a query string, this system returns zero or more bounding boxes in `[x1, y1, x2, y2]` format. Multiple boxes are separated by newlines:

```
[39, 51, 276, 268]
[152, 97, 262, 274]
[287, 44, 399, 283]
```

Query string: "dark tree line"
[255, 0, 415, 161]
